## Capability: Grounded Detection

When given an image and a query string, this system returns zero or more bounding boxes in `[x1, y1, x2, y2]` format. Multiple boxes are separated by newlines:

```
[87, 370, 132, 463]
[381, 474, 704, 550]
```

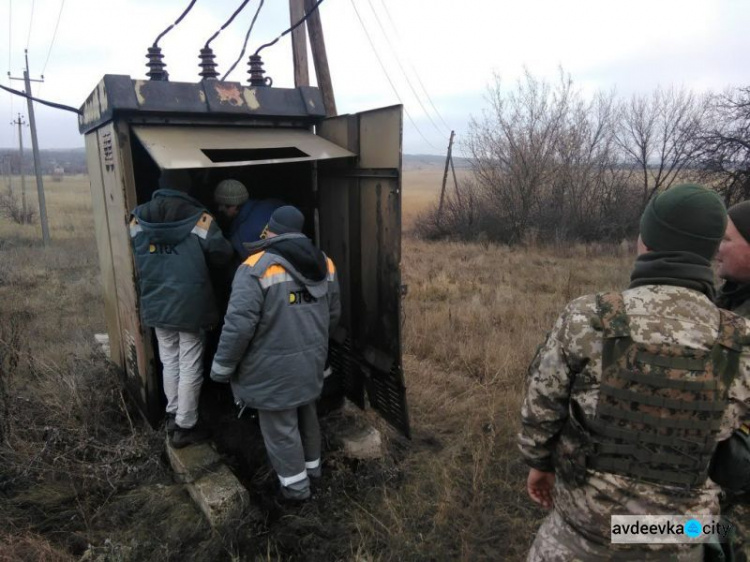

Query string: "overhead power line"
[26, 0, 35, 51]
[378, 0, 452, 133]
[222, 0, 265, 81]
[254, 0, 326, 56]
[205, 0, 252, 48]
[0, 83, 80, 114]
[41, 0, 66, 77]
[365, 0, 446, 137]
[349, 0, 439, 150]
[152, 0, 198, 47]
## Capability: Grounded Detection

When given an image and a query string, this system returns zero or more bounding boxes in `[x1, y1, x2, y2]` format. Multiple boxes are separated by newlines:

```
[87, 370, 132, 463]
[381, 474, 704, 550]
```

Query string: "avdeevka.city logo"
[684, 519, 702, 539]
[610, 515, 733, 544]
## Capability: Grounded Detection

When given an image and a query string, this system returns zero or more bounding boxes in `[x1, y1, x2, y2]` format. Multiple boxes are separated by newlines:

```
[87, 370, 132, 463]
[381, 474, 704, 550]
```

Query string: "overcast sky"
[1, 0, 748, 155]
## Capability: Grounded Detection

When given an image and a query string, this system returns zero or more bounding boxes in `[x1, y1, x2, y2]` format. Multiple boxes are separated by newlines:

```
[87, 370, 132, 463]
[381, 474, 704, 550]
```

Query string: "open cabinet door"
[316, 105, 410, 438]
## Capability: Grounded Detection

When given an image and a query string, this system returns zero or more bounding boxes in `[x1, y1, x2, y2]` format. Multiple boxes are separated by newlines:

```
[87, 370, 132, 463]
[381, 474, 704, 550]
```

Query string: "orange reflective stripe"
[326, 257, 336, 274]
[262, 264, 287, 278]
[243, 251, 265, 267]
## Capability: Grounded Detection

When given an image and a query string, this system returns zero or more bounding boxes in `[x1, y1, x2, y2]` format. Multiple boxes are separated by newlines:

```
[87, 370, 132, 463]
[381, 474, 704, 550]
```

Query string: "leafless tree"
[615, 87, 708, 209]
[695, 87, 750, 204]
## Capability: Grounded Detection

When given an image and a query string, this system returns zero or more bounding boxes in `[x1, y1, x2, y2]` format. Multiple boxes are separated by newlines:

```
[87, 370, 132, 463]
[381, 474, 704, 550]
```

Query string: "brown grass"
[0, 172, 636, 560]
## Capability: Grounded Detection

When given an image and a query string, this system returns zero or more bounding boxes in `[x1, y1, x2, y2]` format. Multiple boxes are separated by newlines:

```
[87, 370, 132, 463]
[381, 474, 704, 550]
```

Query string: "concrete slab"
[341, 426, 383, 460]
[189, 465, 251, 527]
[165, 438, 251, 528]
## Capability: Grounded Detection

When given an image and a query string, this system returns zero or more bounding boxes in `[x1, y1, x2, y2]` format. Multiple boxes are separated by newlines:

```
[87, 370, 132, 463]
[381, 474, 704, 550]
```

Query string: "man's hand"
[527, 468, 555, 510]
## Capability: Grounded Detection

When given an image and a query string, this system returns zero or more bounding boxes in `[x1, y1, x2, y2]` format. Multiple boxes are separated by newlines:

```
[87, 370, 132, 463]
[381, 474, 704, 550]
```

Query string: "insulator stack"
[198, 48, 220, 80]
[247, 54, 273, 87]
[146, 47, 168, 81]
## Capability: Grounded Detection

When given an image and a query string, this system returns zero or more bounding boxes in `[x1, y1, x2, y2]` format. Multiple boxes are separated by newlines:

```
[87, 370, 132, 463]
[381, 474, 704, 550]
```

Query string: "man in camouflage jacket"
[519, 184, 750, 561]
[715, 200, 750, 561]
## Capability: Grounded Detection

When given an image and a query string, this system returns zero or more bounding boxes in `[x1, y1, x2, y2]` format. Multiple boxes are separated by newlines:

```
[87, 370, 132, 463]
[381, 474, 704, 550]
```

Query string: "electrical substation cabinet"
[79, 75, 410, 438]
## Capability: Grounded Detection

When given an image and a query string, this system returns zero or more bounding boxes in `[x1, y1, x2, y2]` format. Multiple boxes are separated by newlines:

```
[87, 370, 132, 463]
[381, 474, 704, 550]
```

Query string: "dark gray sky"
[2, 0, 749, 155]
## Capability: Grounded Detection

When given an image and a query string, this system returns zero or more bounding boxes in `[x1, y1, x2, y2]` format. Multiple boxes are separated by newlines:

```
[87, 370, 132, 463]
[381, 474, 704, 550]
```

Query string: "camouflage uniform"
[519, 284, 750, 561]
[718, 288, 750, 562]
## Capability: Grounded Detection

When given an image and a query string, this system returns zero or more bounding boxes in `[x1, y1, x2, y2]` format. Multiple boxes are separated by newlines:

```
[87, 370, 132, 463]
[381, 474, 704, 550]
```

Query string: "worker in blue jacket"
[213, 179, 284, 260]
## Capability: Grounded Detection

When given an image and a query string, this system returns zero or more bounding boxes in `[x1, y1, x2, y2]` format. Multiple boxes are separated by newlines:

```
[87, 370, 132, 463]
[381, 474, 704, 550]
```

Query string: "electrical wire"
[205, 0, 252, 48]
[221, 0, 265, 81]
[152, 0, 198, 47]
[25, 0, 34, 51]
[365, 0, 445, 137]
[41, 0, 66, 77]
[253, 0, 326, 56]
[8, 0, 13, 122]
[349, 0, 439, 150]
[379, 0, 452, 133]
[0, 83, 80, 114]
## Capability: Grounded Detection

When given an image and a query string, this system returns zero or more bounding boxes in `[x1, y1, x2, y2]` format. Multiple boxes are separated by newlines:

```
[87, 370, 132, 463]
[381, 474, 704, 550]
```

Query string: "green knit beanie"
[639, 183, 727, 260]
[214, 179, 249, 206]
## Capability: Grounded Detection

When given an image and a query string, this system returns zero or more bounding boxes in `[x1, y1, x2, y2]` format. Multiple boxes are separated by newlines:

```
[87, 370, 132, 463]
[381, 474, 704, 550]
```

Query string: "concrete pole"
[23, 50, 50, 246]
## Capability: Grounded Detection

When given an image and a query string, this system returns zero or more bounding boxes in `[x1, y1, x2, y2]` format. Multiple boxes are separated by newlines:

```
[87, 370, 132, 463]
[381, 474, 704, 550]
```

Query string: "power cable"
[379, 0, 452, 133]
[365, 0, 445, 137]
[41, 0, 66, 77]
[349, 0, 439, 150]
[0, 83, 80, 114]
[254, 0, 326, 56]
[205, 0, 252, 48]
[152, 0, 198, 47]
[7, 0, 13, 122]
[221, 0, 265, 81]
[25, 0, 34, 51]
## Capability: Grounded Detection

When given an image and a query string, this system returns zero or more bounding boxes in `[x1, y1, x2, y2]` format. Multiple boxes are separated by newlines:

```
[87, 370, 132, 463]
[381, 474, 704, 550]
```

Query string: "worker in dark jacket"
[210, 205, 341, 501]
[213, 179, 284, 260]
[131, 169, 233, 448]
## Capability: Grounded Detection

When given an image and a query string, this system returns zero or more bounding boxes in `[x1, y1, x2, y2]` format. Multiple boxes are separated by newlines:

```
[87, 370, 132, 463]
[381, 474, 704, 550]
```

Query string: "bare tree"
[696, 87, 750, 204]
[615, 87, 708, 209]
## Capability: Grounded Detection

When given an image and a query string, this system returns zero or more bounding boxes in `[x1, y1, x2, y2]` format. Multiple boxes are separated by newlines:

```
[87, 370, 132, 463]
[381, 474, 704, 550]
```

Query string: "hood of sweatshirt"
[133, 189, 205, 245]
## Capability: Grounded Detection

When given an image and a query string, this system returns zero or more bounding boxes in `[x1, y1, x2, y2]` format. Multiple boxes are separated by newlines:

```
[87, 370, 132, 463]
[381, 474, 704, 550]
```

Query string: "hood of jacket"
[133, 189, 205, 245]
[246, 233, 328, 295]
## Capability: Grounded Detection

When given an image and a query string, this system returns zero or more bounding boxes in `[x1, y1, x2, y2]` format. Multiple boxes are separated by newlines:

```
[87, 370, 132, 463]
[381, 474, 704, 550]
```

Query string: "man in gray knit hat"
[211, 205, 340, 502]
[213, 178, 284, 259]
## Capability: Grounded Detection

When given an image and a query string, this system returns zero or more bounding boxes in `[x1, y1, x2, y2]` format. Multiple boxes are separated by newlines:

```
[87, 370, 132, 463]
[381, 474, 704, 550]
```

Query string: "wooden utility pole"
[11, 114, 28, 221]
[303, 0, 336, 116]
[10, 49, 49, 245]
[289, 0, 310, 87]
[437, 130, 455, 225]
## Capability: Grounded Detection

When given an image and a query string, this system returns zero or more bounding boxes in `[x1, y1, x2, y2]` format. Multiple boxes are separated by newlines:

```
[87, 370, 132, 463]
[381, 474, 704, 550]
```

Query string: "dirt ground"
[0, 173, 634, 561]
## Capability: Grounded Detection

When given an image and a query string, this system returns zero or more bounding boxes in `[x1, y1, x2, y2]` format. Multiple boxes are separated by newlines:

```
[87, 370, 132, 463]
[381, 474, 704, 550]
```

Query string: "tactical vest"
[587, 292, 744, 488]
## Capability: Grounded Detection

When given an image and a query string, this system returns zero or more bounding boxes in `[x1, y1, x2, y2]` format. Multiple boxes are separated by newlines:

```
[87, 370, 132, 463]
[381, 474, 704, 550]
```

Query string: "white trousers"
[154, 328, 204, 429]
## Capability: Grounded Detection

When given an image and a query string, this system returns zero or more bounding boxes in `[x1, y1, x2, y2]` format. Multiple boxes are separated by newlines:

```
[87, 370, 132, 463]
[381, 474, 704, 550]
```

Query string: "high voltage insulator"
[198, 47, 219, 80]
[247, 54, 272, 87]
[146, 47, 168, 81]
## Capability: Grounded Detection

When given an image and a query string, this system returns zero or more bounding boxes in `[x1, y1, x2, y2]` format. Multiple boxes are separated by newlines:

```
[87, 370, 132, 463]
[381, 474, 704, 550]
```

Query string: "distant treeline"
[0, 148, 87, 175]
[417, 70, 750, 244]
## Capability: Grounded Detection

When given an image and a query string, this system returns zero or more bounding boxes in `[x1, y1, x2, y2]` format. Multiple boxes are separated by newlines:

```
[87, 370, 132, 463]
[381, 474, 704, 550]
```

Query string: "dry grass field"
[0, 172, 635, 560]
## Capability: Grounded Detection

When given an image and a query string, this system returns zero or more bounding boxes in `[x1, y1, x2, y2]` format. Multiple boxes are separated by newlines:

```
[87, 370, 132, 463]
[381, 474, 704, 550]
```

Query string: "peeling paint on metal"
[98, 82, 109, 113]
[214, 83, 244, 106]
[243, 88, 261, 110]
[134, 80, 147, 105]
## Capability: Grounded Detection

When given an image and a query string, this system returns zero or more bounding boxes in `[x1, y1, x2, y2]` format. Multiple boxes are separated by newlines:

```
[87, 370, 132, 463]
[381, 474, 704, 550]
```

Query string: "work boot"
[170, 425, 209, 449]
[165, 413, 177, 436]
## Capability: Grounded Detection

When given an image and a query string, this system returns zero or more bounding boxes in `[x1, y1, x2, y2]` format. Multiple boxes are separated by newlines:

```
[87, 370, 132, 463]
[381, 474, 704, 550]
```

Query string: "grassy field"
[0, 173, 634, 560]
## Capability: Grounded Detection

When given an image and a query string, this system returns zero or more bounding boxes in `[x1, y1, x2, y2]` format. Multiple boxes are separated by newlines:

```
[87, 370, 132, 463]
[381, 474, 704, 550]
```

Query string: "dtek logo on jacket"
[289, 289, 317, 305]
[149, 242, 179, 255]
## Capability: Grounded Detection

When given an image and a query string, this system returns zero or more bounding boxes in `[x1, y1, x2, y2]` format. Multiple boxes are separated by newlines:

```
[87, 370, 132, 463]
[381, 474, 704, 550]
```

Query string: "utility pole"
[10, 49, 49, 246]
[438, 130, 455, 226]
[289, 0, 310, 88]
[303, 0, 336, 116]
[11, 114, 28, 222]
